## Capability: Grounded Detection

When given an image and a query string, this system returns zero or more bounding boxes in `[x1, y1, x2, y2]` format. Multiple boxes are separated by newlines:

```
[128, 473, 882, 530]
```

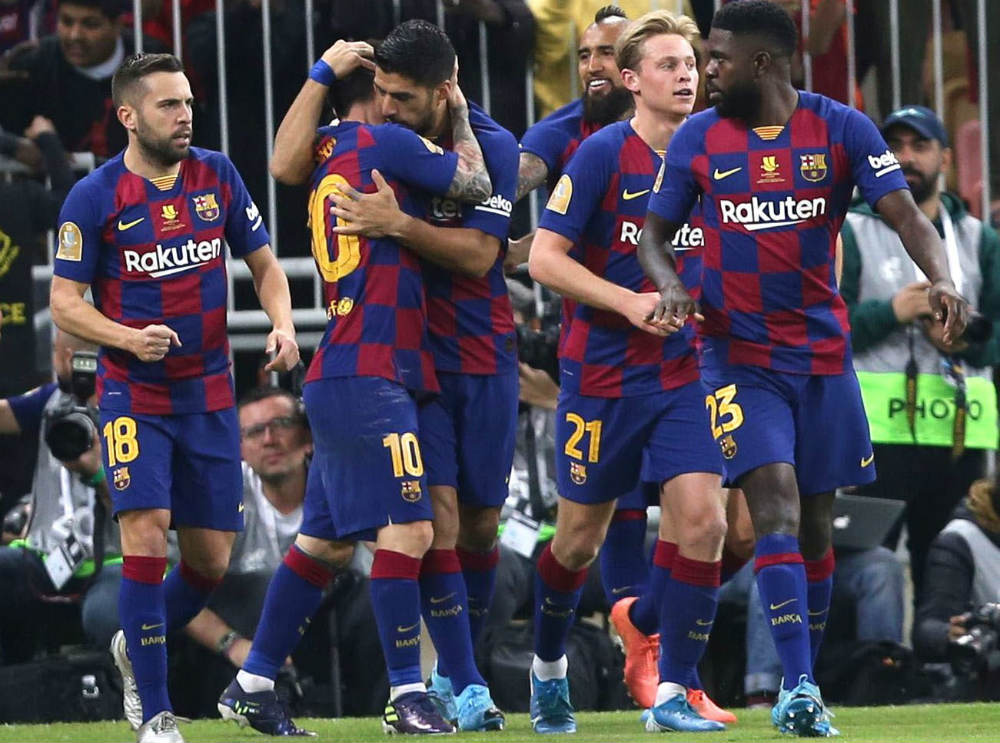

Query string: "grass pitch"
[1, 704, 999, 743]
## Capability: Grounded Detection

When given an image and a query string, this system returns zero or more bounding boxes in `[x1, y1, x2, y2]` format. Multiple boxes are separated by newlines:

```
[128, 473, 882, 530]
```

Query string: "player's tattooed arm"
[516, 152, 548, 202]
[444, 67, 492, 203]
[638, 211, 702, 330]
[876, 188, 970, 342]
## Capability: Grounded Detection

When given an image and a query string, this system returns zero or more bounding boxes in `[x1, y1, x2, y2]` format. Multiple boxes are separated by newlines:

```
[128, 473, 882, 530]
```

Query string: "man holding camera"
[0, 328, 121, 662]
[841, 105, 1000, 607]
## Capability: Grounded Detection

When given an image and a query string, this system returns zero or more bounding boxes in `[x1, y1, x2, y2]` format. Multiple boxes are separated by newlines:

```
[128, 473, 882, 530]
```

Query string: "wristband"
[309, 59, 337, 87]
[82, 467, 106, 487]
[216, 629, 240, 655]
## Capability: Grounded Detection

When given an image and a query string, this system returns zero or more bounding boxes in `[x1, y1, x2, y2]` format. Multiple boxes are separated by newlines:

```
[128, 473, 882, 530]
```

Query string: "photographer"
[914, 479, 1000, 700]
[841, 106, 1000, 606]
[0, 327, 120, 663]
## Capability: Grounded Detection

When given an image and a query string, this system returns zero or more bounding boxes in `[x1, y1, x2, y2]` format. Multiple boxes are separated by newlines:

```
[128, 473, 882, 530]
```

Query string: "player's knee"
[552, 534, 601, 571]
[183, 552, 231, 581]
[458, 507, 500, 552]
[296, 535, 354, 568]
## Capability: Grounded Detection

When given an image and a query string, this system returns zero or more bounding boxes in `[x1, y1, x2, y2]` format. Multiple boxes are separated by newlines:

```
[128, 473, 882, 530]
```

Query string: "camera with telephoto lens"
[961, 312, 993, 344]
[516, 295, 561, 383]
[948, 602, 1000, 675]
[43, 351, 100, 462]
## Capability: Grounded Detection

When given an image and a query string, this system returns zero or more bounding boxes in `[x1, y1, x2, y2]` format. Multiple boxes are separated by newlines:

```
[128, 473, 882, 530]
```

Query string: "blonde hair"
[615, 9, 700, 73]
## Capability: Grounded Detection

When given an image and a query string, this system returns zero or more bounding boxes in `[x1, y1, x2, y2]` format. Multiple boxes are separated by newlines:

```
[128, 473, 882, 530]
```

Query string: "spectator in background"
[841, 105, 1000, 606]
[0, 0, 46, 53]
[1, 0, 163, 158]
[527, 0, 695, 117]
[0, 328, 122, 664]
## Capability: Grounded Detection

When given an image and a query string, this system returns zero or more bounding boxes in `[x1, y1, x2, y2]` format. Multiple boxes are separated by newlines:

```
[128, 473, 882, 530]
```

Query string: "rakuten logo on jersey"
[619, 220, 704, 250]
[719, 196, 827, 232]
[868, 149, 901, 177]
[123, 237, 222, 278]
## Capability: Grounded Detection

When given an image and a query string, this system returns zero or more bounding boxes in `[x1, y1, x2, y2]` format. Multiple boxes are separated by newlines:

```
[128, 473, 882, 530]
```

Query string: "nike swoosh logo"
[713, 167, 742, 180]
[396, 622, 419, 633]
[622, 188, 650, 200]
[429, 592, 456, 605]
[860, 453, 874, 467]
[769, 598, 797, 611]
[610, 585, 635, 595]
[118, 217, 145, 231]
[808, 609, 828, 617]
[141, 622, 164, 631]
[695, 618, 714, 626]
[238, 502, 245, 512]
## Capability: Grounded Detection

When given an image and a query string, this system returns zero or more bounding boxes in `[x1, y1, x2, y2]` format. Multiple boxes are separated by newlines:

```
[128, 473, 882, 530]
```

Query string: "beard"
[583, 85, 633, 126]
[135, 118, 190, 167]
[713, 79, 762, 121]
[904, 168, 937, 204]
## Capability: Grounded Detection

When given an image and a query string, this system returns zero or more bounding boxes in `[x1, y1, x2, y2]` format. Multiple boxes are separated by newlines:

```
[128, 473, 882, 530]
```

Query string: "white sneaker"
[110, 629, 143, 731]
[136, 711, 184, 743]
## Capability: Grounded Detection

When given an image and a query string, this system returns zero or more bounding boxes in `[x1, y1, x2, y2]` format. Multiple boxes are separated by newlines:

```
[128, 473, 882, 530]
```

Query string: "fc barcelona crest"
[192, 193, 221, 222]
[113, 467, 131, 491]
[799, 153, 828, 182]
[719, 435, 737, 460]
[401, 480, 422, 502]
[569, 461, 587, 485]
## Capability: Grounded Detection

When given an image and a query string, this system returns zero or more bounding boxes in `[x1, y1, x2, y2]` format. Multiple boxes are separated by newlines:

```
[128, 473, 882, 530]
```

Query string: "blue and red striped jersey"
[54, 148, 269, 415]
[305, 120, 462, 394]
[519, 98, 602, 192]
[648, 92, 909, 375]
[419, 105, 519, 376]
[538, 120, 702, 398]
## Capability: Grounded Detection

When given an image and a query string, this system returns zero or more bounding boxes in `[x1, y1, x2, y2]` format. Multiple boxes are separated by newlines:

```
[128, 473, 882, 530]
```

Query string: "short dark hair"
[594, 5, 627, 23]
[238, 386, 306, 423]
[59, 0, 125, 21]
[111, 52, 184, 107]
[375, 19, 455, 88]
[330, 66, 375, 115]
[712, 0, 799, 58]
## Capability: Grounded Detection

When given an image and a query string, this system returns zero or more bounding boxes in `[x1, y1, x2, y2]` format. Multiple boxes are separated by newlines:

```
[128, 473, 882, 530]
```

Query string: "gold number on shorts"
[382, 432, 424, 477]
[309, 173, 362, 282]
[102, 416, 140, 467]
[705, 384, 745, 440]
[564, 413, 603, 463]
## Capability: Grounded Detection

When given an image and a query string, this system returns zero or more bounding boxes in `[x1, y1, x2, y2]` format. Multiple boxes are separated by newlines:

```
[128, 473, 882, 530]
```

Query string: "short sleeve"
[647, 120, 702, 224]
[7, 383, 58, 435]
[371, 124, 459, 197]
[218, 155, 271, 258]
[537, 135, 613, 244]
[458, 129, 518, 241]
[53, 180, 104, 284]
[519, 120, 562, 173]
[843, 108, 909, 208]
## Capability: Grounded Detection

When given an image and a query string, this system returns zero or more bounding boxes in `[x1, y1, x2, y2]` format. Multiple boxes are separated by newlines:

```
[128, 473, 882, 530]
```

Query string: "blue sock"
[121, 556, 170, 723]
[755, 533, 812, 689]
[632, 538, 675, 636]
[457, 546, 498, 646]
[657, 555, 720, 688]
[533, 544, 586, 662]
[164, 561, 220, 632]
[420, 549, 485, 695]
[371, 549, 424, 688]
[805, 549, 835, 667]
[599, 510, 649, 606]
[242, 545, 332, 680]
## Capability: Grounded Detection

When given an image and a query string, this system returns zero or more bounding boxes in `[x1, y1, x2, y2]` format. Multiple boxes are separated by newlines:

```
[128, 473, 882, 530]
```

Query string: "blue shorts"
[102, 408, 243, 531]
[700, 364, 876, 496]
[301, 376, 433, 541]
[418, 371, 518, 508]
[556, 381, 724, 505]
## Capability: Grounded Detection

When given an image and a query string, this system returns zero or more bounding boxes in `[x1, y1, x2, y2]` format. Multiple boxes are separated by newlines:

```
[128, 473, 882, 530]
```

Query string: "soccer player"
[638, 1, 969, 736]
[327, 20, 518, 731]
[49, 53, 299, 743]
[525, 11, 728, 734]
[217, 37, 499, 736]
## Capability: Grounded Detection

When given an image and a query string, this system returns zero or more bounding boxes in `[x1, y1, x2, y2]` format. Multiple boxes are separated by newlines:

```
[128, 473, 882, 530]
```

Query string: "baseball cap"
[881, 105, 949, 147]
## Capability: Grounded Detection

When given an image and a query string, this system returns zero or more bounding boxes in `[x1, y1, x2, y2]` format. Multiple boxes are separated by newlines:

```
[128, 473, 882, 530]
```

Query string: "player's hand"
[648, 281, 703, 331]
[331, 169, 406, 238]
[265, 328, 299, 372]
[129, 324, 181, 362]
[618, 291, 674, 336]
[928, 279, 969, 344]
[446, 58, 467, 111]
[890, 281, 932, 323]
[504, 232, 533, 274]
[919, 316, 968, 354]
[319, 39, 375, 78]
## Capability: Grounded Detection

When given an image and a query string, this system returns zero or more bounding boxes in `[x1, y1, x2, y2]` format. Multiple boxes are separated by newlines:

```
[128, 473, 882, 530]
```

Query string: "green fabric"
[7, 540, 123, 578]
[497, 521, 555, 543]
[857, 371, 998, 448]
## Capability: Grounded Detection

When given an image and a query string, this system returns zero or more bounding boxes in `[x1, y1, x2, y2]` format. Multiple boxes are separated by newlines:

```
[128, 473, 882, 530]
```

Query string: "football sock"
[531, 654, 568, 682]
[371, 549, 424, 688]
[533, 544, 587, 663]
[754, 533, 812, 689]
[657, 555, 720, 689]
[121, 555, 170, 723]
[805, 548, 835, 668]
[632, 539, 676, 636]
[242, 544, 333, 682]
[456, 545, 499, 646]
[164, 560, 221, 632]
[419, 549, 485, 695]
[599, 510, 649, 605]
